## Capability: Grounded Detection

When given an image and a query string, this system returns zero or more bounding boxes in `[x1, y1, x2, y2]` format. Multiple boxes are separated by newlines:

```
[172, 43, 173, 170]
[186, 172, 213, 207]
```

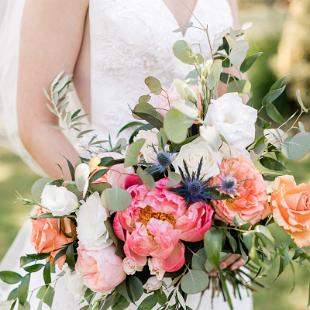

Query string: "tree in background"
[275, 0, 310, 108]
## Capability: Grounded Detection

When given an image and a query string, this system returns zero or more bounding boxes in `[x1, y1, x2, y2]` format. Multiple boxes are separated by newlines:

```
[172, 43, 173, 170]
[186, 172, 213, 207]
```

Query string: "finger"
[230, 257, 245, 271]
[220, 254, 241, 269]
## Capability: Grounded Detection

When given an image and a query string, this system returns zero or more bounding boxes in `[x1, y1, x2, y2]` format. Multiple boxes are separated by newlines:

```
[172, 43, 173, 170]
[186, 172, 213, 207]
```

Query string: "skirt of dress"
[0, 221, 253, 310]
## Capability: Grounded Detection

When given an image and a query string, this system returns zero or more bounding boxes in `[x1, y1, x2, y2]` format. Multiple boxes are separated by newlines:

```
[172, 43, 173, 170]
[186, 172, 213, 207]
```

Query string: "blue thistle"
[218, 175, 238, 196]
[147, 151, 174, 174]
[170, 158, 229, 204]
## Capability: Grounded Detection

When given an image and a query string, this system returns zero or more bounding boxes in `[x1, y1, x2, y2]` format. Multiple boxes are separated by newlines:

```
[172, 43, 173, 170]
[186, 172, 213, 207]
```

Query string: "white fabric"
[0, 0, 252, 309]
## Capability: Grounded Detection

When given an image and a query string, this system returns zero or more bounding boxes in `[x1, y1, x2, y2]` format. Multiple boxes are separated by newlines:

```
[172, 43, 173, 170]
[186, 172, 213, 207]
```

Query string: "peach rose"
[271, 175, 310, 247]
[31, 207, 75, 268]
[76, 243, 126, 292]
[210, 157, 270, 225]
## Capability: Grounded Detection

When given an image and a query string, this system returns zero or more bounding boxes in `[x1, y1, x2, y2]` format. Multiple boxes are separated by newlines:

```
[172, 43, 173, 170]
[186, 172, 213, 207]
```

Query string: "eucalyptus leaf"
[133, 102, 163, 129]
[104, 188, 132, 212]
[282, 132, 310, 160]
[124, 139, 145, 167]
[137, 167, 155, 189]
[265, 103, 285, 124]
[204, 228, 223, 268]
[207, 59, 223, 89]
[173, 40, 203, 65]
[192, 248, 207, 270]
[164, 109, 193, 144]
[180, 270, 209, 294]
[145, 76, 162, 95]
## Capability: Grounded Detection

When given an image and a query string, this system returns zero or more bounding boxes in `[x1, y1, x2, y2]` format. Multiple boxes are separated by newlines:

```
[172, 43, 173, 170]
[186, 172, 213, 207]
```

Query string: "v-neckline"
[161, 0, 200, 36]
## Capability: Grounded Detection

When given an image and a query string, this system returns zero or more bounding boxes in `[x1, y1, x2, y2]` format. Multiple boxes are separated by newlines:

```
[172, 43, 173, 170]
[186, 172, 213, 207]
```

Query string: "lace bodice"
[89, 0, 234, 139]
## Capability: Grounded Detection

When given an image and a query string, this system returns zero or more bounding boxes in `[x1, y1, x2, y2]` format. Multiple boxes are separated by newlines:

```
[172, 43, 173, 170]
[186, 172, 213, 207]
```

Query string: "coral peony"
[76, 243, 126, 293]
[113, 178, 213, 273]
[210, 157, 269, 225]
[31, 207, 75, 268]
[271, 175, 310, 247]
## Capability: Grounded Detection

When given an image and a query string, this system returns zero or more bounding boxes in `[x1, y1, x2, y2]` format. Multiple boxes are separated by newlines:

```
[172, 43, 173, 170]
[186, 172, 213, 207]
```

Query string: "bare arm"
[17, 0, 89, 179]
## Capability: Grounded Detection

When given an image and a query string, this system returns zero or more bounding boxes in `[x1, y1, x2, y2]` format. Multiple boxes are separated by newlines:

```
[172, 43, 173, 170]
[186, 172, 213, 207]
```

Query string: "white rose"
[75, 163, 90, 198]
[148, 258, 165, 280]
[205, 93, 257, 151]
[123, 257, 145, 275]
[143, 276, 163, 293]
[76, 192, 111, 248]
[264, 128, 288, 150]
[173, 137, 223, 181]
[41, 185, 78, 216]
[134, 128, 159, 163]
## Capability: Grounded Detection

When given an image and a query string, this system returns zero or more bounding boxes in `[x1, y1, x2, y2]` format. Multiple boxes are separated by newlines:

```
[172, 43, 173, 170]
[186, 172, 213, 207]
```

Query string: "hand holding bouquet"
[1, 25, 310, 310]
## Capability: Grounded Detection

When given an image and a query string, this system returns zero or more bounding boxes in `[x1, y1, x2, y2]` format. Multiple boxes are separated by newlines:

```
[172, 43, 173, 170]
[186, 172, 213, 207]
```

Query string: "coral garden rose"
[76, 243, 126, 293]
[271, 175, 310, 247]
[210, 156, 269, 225]
[31, 207, 75, 268]
[113, 178, 213, 273]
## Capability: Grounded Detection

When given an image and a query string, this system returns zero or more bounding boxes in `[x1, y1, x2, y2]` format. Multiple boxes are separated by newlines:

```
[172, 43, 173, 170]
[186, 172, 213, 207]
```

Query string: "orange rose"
[271, 175, 310, 247]
[31, 207, 76, 268]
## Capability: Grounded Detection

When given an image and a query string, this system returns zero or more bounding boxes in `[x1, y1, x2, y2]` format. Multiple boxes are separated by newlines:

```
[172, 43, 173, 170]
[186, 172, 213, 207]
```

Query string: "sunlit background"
[0, 0, 309, 309]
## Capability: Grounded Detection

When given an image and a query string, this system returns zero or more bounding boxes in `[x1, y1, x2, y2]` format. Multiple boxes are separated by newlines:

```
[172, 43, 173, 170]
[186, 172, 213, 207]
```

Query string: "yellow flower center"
[139, 205, 176, 227]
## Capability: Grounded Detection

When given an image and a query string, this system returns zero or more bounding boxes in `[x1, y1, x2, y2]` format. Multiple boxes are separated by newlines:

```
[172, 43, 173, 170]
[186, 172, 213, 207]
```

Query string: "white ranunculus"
[204, 92, 257, 151]
[41, 185, 78, 216]
[76, 192, 111, 248]
[134, 128, 159, 163]
[143, 276, 163, 293]
[264, 128, 288, 150]
[173, 137, 223, 181]
[75, 163, 90, 198]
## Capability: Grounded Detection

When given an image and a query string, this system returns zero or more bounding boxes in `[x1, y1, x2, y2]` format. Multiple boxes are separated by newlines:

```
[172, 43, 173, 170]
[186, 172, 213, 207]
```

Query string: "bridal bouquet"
[1, 26, 310, 310]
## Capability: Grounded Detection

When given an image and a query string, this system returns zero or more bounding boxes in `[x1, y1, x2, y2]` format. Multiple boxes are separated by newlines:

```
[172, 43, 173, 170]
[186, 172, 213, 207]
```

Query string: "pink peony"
[113, 178, 213, 272]
[76, 243, 126, 293]
[210, 156, 270, 225]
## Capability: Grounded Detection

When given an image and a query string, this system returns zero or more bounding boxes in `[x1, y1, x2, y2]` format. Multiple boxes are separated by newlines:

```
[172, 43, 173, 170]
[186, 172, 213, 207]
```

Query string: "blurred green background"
[0, 0, 309, 309]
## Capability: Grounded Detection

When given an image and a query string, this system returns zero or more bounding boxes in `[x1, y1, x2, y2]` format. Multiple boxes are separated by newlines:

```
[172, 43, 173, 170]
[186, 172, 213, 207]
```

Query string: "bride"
[0, 0, 252, 309]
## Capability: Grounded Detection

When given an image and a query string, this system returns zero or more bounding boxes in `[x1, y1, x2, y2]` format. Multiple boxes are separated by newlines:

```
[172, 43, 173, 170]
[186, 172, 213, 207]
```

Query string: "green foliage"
[164, 109, 193, 143]
[103, 188, 132, 212]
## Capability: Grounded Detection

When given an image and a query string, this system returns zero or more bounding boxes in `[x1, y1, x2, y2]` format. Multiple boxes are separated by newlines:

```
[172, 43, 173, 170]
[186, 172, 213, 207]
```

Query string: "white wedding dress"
[0, 0, 253, 309]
